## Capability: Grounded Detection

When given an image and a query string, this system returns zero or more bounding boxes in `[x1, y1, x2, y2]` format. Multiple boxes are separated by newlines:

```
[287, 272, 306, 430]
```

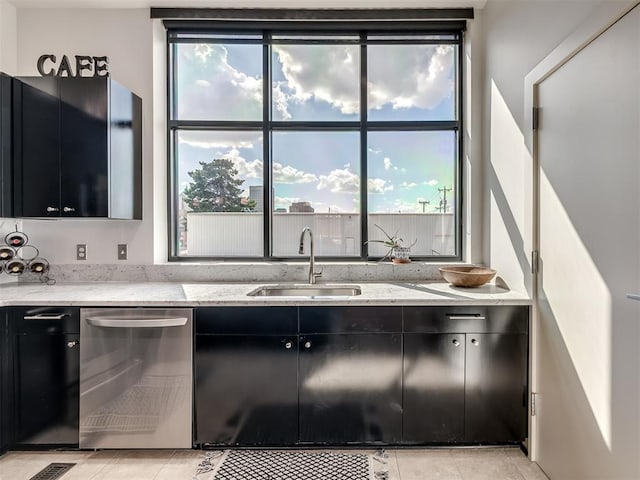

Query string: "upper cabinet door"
[59, 77, 108, 217]
[14, 78, 60, 217]
[8, 76, 141, 219]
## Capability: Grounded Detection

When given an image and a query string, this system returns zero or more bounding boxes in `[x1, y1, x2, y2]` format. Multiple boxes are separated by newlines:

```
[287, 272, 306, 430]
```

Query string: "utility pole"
[418, 200, 430, 213]
[437, 186, 452, 213]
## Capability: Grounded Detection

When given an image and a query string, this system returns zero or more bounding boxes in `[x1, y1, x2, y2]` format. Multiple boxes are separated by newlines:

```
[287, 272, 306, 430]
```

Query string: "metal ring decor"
[0, 226, 55, 284]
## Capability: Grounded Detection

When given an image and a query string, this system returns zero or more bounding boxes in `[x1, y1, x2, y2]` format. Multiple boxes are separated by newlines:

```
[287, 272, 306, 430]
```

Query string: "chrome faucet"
[299, 227, 322, 284]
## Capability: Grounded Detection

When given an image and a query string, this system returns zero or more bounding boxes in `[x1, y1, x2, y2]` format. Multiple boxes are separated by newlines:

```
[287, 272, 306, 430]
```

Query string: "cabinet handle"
[304, 341, 312, 349]
[285, 341, 293, 349]
[67, 341, 79, 348]
[46, 206, 59, 213]
[471, 338, 480, 346]
[452, 339, 460, 347]
[63, 206, 76, 213]
[447, 315, 486, 321]
[23, 313, 69, 320]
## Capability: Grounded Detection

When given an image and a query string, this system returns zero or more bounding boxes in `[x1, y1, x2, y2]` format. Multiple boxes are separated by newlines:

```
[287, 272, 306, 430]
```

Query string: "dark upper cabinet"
[0, 74, 13, 218]
[12, 76, 141, 219]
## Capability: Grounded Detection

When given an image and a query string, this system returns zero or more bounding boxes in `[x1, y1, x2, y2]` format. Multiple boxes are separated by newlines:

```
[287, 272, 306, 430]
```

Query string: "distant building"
[249, 186, 263, 212]
[289, 201, 314, 213]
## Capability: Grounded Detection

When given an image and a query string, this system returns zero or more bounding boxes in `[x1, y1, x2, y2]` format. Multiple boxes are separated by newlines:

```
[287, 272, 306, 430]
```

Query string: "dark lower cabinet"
[195, 334, 298, 446]
[12, 307, 79, 447]
[0, 308, 9, 455]
[299, 333, 402, 444]
[195, 307, 298, 446]
[403, 333, 465, 443]
[403, 305, 529, 444]
[194, 305, 528, 447]
[465, 333, 528, 442]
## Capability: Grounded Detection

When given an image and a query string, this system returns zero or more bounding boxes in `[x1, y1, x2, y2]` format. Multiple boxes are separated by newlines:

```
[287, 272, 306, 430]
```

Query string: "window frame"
[166, 21, 465, 262]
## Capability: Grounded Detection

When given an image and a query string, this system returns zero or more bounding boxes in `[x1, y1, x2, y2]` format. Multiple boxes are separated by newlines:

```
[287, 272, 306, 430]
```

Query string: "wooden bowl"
[438, 266, 497, 287]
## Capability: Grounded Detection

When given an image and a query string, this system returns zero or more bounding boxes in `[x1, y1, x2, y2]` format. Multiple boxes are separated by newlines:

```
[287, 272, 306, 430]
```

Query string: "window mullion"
[359, 33, 368, 260]
[263, 32, 272, 258]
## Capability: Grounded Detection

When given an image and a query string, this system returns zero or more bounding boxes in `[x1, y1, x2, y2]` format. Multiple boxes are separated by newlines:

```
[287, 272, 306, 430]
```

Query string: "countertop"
[0, 281, 531, 307]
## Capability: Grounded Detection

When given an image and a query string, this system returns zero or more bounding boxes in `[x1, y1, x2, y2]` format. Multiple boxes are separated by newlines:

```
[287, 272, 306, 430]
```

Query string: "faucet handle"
[313, 267, 323, 280]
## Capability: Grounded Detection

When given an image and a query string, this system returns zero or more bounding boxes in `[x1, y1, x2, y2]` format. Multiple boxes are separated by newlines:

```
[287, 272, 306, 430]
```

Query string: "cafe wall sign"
[37, 54, 109, 77]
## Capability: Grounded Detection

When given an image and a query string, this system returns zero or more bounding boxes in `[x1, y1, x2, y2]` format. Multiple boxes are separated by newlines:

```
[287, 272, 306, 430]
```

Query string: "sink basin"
[247, 285, 362, 297]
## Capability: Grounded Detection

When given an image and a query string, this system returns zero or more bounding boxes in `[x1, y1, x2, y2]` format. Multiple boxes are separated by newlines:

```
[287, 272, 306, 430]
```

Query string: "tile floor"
[0, 447, 550, 480]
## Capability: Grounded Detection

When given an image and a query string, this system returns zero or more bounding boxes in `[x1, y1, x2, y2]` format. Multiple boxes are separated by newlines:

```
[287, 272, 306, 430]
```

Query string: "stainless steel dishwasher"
[79, 308, 192, 449]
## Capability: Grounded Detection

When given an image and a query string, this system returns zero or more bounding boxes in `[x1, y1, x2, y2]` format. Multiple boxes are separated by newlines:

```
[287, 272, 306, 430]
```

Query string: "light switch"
[118, 244, 127, 260]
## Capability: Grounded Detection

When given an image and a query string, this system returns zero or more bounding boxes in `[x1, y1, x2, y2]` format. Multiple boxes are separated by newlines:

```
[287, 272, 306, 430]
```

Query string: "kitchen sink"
[247, 284, 362, 297]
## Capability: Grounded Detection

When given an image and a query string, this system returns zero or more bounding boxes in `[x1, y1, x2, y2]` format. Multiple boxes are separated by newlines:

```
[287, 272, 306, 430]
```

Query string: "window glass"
[169, 29, 462, 260]
[367, 131, 457, 257]
[271, 44, 360, 122]
[176, 130, 264, 256]
[367, 44, 456, 121]
[175, 43, 263, 121]
[271, 131, 361, 256]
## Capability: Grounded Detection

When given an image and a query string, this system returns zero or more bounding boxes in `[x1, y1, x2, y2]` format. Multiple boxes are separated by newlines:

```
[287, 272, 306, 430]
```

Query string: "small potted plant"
[366, 224, 417, 263]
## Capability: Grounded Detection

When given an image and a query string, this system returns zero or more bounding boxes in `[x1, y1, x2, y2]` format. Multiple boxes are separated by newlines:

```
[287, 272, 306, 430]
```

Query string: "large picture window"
[168, 24, 463, 260]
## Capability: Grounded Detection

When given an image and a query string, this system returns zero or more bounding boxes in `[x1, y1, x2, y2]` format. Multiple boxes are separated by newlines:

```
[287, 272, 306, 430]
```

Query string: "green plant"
[366, 224, 417, 261]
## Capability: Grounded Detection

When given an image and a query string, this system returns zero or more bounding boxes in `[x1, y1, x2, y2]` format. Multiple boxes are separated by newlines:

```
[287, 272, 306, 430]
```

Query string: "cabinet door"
[14, 332, 79, 446]
[195, 334, 298, 446]
[0, 309, 8, 454]
[60, 77, 108, 217]
[13, 308, 79, 446]
[14, 78, 60, 217]
[403, 333, 465, 443]
[465, 333, 528, 442]
[299, 333, 402, 444]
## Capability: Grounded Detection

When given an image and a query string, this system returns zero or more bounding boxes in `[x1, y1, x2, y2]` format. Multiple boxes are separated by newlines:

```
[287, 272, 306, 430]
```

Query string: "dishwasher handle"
[85, 316, 189, 328]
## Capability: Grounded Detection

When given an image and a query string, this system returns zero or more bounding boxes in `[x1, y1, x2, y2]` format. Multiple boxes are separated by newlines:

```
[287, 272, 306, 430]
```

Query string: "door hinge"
[531, 392, 538, 416]
[532, 106, 540, 130]
[531, 250, 539, 275]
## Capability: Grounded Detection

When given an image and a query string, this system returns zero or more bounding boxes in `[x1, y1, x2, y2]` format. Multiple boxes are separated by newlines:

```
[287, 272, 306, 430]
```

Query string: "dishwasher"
[79, 308, 192, 449]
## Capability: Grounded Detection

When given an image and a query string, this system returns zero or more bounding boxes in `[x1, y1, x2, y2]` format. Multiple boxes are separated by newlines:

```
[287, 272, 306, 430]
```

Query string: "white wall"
[0, 0, 17, 74]
[15, 8, 155, 264]
[480, 0, 604, 294]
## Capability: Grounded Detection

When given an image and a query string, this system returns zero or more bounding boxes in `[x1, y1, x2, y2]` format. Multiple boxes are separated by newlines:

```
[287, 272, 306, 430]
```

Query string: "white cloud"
[317, 167, 360, 193]
[368, 147, 382, 155]
[273, 45, 360, 116]
[178, 131, 262, 149]
[274, 196, 301, 209]
[222, 148, 262, 179]
[400, 182, 417, 189]
[426, 179, 439, 187]
[368, 45, 454, 112]
[273, 163, 318, 184]
[368, 178, 394, 194]
[178, 44, 262, 120]
[383, 157, 393, 171]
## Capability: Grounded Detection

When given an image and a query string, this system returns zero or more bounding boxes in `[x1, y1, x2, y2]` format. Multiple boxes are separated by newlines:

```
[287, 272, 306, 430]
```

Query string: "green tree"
[183, 158, 255, 212]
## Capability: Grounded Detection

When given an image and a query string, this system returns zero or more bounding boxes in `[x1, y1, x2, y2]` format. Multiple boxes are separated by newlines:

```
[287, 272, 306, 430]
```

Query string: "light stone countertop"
[0, 281, 531, 307]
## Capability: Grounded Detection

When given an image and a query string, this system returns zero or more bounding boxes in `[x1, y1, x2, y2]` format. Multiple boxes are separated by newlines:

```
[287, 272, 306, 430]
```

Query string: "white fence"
[185, 212, 455, 257]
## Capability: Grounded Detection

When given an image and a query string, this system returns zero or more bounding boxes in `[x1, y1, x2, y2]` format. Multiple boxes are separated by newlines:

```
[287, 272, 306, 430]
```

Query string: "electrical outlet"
[117, 244, 127, 260]
[76, 244, 87, 261]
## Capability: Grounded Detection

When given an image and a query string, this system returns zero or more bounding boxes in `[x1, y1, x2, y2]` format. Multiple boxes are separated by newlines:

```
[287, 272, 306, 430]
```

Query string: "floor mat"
[197, 450, 376, 480]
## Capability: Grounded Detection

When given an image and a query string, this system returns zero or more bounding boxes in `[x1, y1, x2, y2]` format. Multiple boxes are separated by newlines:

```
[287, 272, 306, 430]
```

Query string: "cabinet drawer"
[196, 307, 297, 334]
[13, 307, 80, 334]
[300, 306, 402, 333]
[404, 306, 528, 334]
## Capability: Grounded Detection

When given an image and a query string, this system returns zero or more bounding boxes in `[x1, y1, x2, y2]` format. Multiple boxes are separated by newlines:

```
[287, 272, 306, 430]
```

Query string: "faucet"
[299, 227, 322, 284]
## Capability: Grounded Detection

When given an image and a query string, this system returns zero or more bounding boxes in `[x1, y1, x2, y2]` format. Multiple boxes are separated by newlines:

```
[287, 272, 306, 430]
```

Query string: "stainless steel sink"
[247, 284, 362, 297]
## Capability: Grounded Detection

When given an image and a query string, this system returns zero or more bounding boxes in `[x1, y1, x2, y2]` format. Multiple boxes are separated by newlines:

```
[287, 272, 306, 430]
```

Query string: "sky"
[175, 39, 457, 214]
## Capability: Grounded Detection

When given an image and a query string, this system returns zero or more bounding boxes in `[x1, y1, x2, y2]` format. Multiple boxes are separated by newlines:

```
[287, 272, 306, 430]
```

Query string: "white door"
[536, 5, 640, 479]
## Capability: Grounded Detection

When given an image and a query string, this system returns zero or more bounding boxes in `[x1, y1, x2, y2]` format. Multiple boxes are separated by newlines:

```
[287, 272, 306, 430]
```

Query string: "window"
[168, 25, 463, 260]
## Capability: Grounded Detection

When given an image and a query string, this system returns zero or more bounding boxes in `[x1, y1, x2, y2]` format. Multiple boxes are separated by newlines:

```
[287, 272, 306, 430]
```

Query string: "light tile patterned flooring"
[0, 447, 549, 480]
